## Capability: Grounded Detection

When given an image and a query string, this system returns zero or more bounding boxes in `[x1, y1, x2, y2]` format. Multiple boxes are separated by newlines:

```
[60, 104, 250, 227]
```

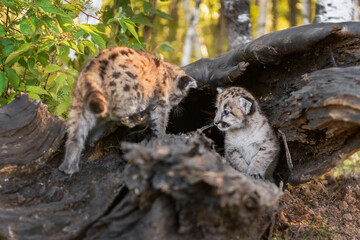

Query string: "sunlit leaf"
[90, 33, 106, 49]
[44, 64, 61, 74]
[55, 96, 71, 115]
[54, 72, 66, 94]
[5, 43, 33, 64]
[123, 20, 140, 43]
[26, 85, 49, 95]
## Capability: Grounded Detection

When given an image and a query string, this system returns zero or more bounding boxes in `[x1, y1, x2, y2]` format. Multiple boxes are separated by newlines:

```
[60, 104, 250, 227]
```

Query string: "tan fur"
[59, 47, 197, 174]
[214, 87, 279, 181]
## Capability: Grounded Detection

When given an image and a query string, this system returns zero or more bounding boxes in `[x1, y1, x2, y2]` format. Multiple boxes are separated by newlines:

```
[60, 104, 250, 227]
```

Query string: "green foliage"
[333, 151, 360, 177]
[0, 0, 166, 117]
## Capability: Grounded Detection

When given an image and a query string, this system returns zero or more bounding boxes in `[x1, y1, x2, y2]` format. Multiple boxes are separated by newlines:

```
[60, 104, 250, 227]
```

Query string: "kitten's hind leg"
[59, 109, 96, 174]
[149, 101, 170, 137]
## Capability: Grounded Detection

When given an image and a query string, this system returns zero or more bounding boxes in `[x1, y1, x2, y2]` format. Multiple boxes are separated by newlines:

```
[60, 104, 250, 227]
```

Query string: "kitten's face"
[214, 89, 253, 131]
[169, 72, 197, 106]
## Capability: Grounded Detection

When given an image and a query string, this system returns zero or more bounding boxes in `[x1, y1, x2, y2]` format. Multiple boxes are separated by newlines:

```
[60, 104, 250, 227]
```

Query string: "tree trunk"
[167, 0, 180, 42]
[288, 0, 298, 26]
[271, 0, 278, 32]
[180, 0, 201, 66]
[302, 0, 310, 24]
[222, 0, 253, 50]
[313, 0, 359, 23]
[257, 0, 269, 37]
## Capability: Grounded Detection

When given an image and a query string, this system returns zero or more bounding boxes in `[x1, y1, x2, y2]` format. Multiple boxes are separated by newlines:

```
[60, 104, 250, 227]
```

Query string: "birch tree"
[257, 0, 269, 37]
[314, 0, 359, 23]
[222, 0, 253, 50]
[180, 0, 201, 66]
[302, 0, 311, 24]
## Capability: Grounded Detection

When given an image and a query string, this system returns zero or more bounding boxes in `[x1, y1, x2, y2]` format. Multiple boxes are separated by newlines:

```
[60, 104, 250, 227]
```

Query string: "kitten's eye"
[223, 110, 230, 116]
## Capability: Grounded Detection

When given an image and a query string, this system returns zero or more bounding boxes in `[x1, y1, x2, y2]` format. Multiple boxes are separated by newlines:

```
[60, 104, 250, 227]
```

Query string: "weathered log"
[0, 96, 280, 239]
[182, 22, 360, 184]
[1, 22, 360, 239]
[0, 94, 65, 167]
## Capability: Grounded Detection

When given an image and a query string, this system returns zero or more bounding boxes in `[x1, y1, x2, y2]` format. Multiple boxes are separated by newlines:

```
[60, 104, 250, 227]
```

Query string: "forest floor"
[272, 172, 360, 239]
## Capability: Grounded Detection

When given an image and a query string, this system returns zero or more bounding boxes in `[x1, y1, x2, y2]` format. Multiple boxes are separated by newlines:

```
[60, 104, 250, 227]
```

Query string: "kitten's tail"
[83, 74, 108, 116]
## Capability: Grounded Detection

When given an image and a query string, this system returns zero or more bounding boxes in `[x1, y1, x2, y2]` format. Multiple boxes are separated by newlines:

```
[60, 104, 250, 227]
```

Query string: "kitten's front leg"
[59, 109, 96, 174]
[150, 102, 170, 137]
[247, 147, 276, 179]
[225, 149, 248, 173]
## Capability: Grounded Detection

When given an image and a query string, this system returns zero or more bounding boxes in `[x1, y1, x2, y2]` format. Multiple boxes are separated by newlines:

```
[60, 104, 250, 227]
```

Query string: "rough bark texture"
[182, 22, 360, 184]
[222, 0, 253, 50]
[1, 22, 360, 239]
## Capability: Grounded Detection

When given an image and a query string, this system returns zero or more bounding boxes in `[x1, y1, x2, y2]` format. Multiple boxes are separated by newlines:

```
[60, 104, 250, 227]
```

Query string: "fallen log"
[1, 22, 360, 239]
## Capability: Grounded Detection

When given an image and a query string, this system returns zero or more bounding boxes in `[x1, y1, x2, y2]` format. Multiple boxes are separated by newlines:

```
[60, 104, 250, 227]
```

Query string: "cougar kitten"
[59, 47, 197, 174]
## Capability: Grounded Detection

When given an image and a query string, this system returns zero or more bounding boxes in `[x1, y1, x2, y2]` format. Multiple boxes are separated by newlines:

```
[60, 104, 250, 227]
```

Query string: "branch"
[63, 0, 104, 24]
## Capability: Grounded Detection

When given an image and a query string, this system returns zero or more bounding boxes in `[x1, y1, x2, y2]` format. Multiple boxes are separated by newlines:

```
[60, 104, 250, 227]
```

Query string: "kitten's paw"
[58, 161, 79, 175]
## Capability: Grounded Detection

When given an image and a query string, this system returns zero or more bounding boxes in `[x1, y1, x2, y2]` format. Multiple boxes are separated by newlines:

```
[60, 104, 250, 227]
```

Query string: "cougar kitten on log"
[214, 87, 279, 181]
[59, 47, 197, 174]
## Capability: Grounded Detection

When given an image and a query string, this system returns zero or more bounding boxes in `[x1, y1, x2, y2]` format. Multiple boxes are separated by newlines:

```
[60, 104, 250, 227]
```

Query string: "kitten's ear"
[178, 75, 197, 91]
[239, 97, 252, 115]
[217, 88, 224, 94]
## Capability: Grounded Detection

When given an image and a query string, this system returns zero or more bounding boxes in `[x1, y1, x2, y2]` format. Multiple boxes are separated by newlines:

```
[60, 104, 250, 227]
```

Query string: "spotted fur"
[59, 47, 197, 174]
[214, 87, 279, 181]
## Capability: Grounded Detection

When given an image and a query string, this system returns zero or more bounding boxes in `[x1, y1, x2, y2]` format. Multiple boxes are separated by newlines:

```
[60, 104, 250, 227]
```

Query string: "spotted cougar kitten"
[214, 87, 279, 181]
[59, 47, 197, 174]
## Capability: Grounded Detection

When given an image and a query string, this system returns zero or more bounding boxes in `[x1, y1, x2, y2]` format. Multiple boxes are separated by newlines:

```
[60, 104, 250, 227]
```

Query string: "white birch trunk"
[181, 0, 201, 66]
[314, 0, 359, 23]
[302, 0, 310, 24]
[257, 0, 268, 37]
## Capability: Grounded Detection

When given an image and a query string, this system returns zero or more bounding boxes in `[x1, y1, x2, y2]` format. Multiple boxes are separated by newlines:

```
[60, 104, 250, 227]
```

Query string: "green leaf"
[159, 42, 174, 52]
[44, 64, 62, 73]
[0, 72, 7, 96]
[55, 97, 70, 115]
[5, 43, 33, 64]
[28, 92, 41, 100]
[123, 20, 140, 43]
[26, 85, 49, 95]
[20, 17, 36, 36]
[81, 40, 96, 52]
[0, 25, 5, 36]
[90, 33, 106, 49]
[56, 15, 74, 32]
[54, 72, 66, 94]
[28, 58, 35, 69]
[2, 45, 16, 58]
[107, 18, 118, 24]
[5, 67, 20, 89]
[0, 98, 7, 106]
[143, 1, 172, 20]
[131, 13, 153, 27]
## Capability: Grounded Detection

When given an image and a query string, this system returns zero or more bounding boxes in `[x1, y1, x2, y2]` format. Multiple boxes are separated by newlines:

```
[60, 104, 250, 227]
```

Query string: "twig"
[278, 129, 293, 172]
[196, 123, 214, 133]
[63, 0, 103, 23]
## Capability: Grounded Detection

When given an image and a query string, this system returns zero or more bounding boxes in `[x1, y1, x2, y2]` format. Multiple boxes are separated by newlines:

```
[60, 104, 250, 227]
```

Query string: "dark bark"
[183, 22, 360, 184]
[271, 0, 278, 32]
[288, 0, 298, 26]
[1, 22, 360, 239]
